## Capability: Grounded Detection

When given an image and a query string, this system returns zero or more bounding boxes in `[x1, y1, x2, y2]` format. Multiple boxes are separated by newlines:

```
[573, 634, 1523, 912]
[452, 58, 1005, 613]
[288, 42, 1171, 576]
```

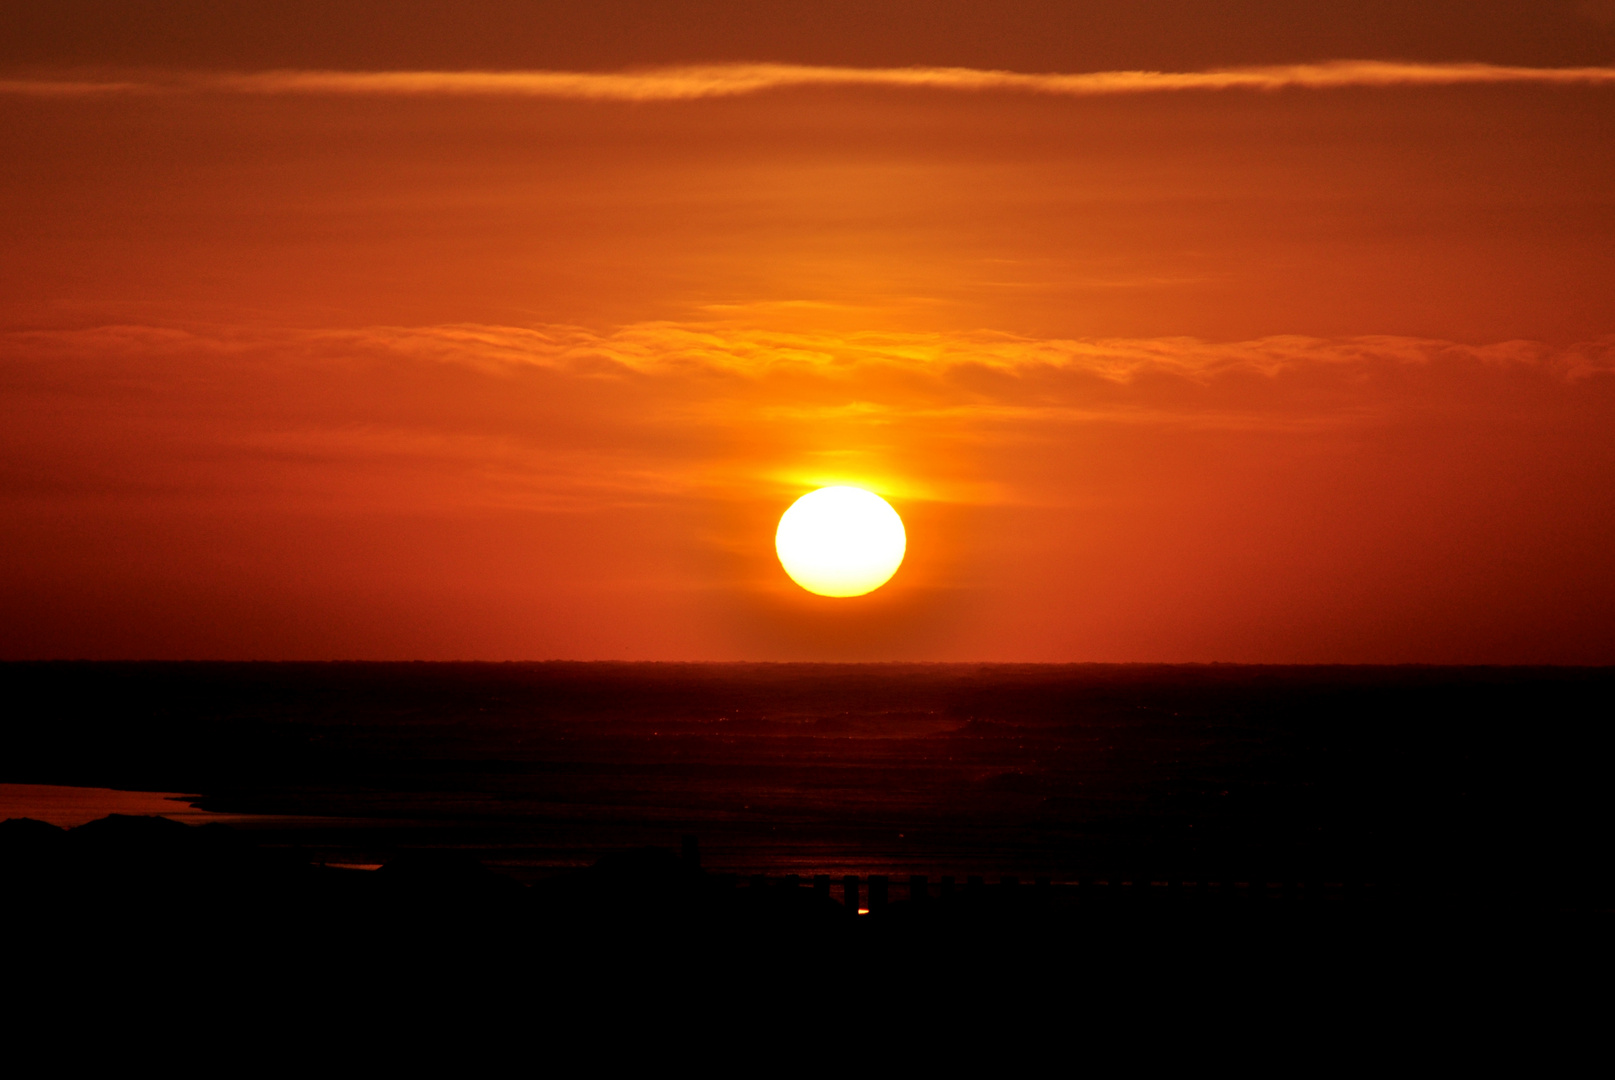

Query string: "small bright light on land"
[774, 486, 906, 597]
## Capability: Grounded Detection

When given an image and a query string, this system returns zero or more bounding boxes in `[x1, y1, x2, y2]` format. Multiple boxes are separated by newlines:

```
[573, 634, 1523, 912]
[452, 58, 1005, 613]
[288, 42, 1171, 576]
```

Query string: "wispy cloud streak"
[352, 322, 1615, 384]
[5, 60, 1615, 100]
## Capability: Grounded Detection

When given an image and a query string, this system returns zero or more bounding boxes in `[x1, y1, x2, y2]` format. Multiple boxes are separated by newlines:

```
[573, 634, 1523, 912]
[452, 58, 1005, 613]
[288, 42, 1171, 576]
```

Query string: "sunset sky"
[3, 1, 1614, 662]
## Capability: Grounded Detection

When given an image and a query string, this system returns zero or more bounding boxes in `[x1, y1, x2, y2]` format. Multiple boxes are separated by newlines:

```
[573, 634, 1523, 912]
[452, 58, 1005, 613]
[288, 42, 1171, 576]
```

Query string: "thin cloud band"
[5, 60, 1615, 100]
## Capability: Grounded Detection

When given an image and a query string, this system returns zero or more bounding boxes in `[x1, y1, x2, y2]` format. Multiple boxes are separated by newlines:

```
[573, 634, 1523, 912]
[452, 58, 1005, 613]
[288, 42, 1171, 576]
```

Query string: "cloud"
[5, 61, 1615, 101]
[5, 321, 1610, 514]
[10, 321, 1611, 404]
[0, 78, 146, 96]
[346, 321, 1615, 384]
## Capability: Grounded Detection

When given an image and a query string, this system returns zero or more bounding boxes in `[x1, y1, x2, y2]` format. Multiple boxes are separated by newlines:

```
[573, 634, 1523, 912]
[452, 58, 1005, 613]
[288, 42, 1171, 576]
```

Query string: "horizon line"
[1, 659, 1604, 669]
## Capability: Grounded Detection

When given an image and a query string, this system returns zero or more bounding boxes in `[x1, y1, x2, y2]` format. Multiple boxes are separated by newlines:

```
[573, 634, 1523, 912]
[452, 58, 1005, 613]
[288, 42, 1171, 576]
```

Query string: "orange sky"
[3, 2, 1614, 661]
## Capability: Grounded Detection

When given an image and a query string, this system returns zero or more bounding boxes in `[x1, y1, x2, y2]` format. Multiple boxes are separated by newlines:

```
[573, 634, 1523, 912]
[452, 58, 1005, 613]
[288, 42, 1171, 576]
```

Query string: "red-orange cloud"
[6, 60, 1615, 100]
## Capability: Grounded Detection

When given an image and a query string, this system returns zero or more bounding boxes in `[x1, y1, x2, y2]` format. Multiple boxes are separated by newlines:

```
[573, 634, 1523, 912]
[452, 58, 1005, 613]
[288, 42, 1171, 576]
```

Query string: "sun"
[775, 486, 906, 597]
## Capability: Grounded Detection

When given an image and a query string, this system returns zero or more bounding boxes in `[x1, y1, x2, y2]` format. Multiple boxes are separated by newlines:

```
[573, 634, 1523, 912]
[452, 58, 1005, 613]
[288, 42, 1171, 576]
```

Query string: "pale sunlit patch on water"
[0, 783, 262, 828]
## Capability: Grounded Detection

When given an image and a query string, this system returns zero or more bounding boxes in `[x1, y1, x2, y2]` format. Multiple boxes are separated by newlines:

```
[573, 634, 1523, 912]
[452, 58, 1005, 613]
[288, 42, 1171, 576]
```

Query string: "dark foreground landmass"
[3, 811, 1609, 1034]
[3, 661, 1612, 998]
[0, 813, 1564, 981]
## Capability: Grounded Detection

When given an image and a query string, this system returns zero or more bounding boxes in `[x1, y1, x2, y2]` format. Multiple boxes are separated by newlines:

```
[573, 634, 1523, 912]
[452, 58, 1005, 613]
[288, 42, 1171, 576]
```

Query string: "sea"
[2, 662, 1609, 898]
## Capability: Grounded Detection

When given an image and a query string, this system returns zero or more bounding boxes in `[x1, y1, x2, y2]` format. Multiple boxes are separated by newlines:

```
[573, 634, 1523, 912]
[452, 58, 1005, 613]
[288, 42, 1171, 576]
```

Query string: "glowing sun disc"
[775, 486, 906, 597]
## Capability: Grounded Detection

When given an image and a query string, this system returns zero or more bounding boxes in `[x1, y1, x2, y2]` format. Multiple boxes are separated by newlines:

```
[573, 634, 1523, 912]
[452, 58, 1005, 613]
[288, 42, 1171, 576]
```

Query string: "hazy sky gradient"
[3, 2, 1614, 660]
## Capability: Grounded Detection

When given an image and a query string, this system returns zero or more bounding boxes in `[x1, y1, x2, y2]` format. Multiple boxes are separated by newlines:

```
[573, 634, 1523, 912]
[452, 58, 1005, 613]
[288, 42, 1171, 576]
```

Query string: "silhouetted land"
[3, 663, 1612, 1010]
[3, 812, 1609, 1027]
[0, 814, 1433, 969]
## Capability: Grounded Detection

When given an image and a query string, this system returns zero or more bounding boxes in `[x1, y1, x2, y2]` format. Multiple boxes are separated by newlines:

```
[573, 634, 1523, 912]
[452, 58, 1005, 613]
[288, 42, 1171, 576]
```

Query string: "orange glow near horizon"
[4, 5, 1615, 662]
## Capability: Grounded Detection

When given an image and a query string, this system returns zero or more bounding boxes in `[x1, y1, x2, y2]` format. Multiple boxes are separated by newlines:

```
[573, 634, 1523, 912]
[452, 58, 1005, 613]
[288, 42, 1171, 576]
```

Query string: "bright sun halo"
[775, 486, 906, 597]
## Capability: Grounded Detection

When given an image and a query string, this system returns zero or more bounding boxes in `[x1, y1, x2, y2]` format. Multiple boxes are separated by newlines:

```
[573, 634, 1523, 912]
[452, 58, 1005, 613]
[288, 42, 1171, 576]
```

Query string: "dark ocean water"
[2, 662, 1610, 897]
